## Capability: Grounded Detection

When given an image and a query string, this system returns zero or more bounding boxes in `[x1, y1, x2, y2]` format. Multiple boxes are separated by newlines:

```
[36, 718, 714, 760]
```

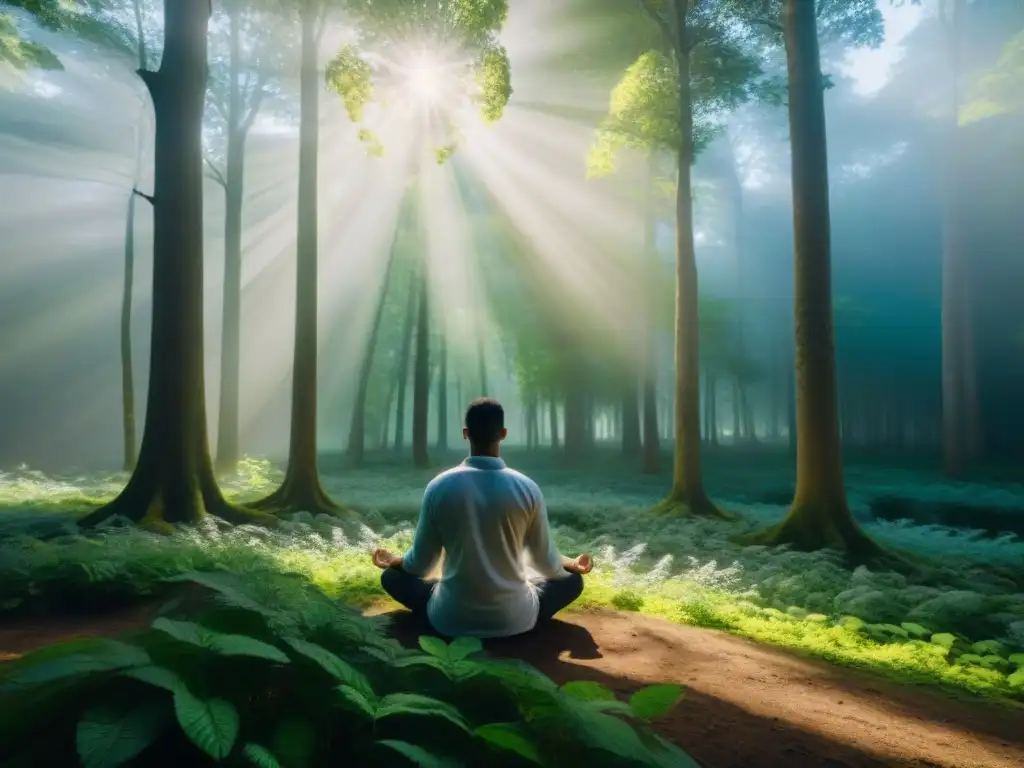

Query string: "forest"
[0, 0, 1022, 765]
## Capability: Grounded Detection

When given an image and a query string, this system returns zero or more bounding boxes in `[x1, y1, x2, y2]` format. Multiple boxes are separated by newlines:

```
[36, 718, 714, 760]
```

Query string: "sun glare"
[404, 54, 445, 103]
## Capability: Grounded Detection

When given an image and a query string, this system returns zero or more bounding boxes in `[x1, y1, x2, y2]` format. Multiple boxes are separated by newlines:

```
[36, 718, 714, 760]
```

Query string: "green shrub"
[0, 571, 697, 767]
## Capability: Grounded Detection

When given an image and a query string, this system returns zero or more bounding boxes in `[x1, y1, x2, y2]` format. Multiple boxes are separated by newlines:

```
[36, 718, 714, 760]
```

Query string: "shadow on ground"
[382, 609, 1024, 768]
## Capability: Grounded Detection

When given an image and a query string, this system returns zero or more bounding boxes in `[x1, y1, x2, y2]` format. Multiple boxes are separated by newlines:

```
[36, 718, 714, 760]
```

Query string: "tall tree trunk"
[215, 9, 247, 475]
[437, 331, 448, 451]
[255, 3, 343, 515]
[380, 370, 398, 450]
[659, 8, 720, 516]
[642, 152, 661, 473]
[549, 397, 560, 449]
[731, 379, 741, 442]
[411, 264, 431, 468]
[476, 335, 488, 396]
[82, 0, 264, 529]
[119, 0, 148, 474]
[394, 268, 418, 451]
[621, 375, 641, 457]
[940, 0, 982, 476]
[746, 0, 879, 557]
[120, 186, 138, 472]
[347, 205, 402, 465]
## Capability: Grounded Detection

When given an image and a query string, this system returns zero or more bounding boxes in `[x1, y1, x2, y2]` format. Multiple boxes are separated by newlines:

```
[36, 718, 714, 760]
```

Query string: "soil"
[3, 604, 1023, 768]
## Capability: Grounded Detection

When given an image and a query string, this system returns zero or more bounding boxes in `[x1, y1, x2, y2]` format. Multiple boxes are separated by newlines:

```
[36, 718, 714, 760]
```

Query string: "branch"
[132, 187, 154, 206]
[203, 156, 227, 188]
[137, 67, 158, 100]
[749, 16, 783, 33]
[636, 0, 674, 48]
[241, 78, 268, 135]
[209, 91, 229, 124]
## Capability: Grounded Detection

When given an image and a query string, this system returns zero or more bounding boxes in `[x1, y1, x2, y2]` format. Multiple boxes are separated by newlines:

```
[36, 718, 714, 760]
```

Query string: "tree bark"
[657, 5, 721, 517]
[437, 331, 448, 451]
[940, 0, 983, 476]
[621, 375, 641, 457]
[393, 266, 418, 451]
[411, 263, 431, 468]
[642, 151, 661, 473]
[120, 187, 138, 472]
[476, 335, 488, 396]
[745, 0, 879, 558]
[548, 398, 560, 449]
[81, 0, 268, 530]
[254, 2, 344, 515]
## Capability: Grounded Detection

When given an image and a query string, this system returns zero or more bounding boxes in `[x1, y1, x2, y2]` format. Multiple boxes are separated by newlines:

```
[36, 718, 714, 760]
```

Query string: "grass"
[1, 450, 1023, 704]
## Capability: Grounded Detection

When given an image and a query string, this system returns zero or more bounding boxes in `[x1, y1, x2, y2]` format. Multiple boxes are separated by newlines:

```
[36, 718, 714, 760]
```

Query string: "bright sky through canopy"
[405, 54, 445, 103]
[841, 1, 925, 97]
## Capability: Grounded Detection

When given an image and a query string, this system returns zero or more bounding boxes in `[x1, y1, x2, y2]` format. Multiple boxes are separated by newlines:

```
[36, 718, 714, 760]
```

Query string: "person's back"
[414, 457, 561, 636]
[372, 398, 593, 638]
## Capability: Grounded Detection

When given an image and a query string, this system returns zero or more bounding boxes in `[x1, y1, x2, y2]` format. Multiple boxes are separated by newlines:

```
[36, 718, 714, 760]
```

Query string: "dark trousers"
[380, 567, 584, 633]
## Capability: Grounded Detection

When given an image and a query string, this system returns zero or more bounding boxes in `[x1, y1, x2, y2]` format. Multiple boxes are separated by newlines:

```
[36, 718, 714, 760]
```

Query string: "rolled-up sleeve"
[523, 487, 568, 580]
[402, 481, 442, 577]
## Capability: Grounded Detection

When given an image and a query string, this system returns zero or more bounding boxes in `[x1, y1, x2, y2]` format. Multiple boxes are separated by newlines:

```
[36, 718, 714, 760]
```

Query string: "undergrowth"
[0, 571, 695, 767]
[1, 459, 1023, 704]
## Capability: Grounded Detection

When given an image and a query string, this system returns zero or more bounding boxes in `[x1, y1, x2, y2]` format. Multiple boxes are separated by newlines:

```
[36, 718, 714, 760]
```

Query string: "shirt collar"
[463, 456, 506, 470]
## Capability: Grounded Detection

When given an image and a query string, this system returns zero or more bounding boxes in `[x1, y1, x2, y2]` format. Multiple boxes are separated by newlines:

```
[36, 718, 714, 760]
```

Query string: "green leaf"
[474, 723, 543, 764]
[392, 655, 452, 677]
[172, 688, 239, 759]
[76, 701, 165, 768]
[376, 692, 471, 733]
[271, 717, 317, 768]
[122, 665, 185, 694]
[283, 637, 373, 696]
[561, 680, 616, 702]
[930, 633, 957, 649]
[629, 684, 684, 721]
[376, 739, 458, 767]
[152, 617, 290, 663]
[447, 636, 483, 662]
[1008, 654, 1024, 668]
[243, 743, 283, 768]
[971, 640, 1005, 656]
[337, 684, 377, 718]
[5, 639, 150, 689]
[1008, 669, 1024, 688]
[585, 699, 634, 716]
[417, 635, 450, 660]
[900, 622, 931, 638]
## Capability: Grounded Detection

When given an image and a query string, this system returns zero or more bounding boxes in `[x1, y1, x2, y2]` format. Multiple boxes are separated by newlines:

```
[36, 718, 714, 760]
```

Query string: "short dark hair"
[465, 398, 504, 444]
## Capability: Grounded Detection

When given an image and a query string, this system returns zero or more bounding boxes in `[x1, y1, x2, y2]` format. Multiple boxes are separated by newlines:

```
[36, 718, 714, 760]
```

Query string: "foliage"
[324, 0, 512, 161]
[725, 0, 885, 49]
[203, 1, 295, 183]
[0, 570, 695, 766]
[0, 11, 62, 69]
[586, 1, 764, 177]
[961, 29, 1024, 124]
[2, 0, 151, 65]
[2, 458, 1024, 703]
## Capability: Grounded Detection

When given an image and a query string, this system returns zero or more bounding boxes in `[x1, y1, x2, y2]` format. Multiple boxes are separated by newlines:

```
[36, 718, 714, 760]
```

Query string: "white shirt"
[401, 456, 568, 638]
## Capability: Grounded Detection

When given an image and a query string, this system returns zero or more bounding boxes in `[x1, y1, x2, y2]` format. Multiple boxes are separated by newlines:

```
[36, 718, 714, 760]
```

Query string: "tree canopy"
[324, 0, 512, 161]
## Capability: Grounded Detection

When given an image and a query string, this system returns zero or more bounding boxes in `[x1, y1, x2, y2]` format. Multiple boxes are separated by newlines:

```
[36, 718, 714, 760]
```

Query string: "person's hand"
[372, 548, 398, 569]
[572, 553, 594, 575]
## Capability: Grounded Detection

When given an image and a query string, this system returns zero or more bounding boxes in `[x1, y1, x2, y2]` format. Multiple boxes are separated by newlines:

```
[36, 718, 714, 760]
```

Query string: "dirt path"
[379, 608, 1024, 768]
[3, 606, 1022, 768]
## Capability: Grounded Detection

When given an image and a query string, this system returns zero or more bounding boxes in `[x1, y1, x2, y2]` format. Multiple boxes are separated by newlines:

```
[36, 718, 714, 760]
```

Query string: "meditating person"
[371, 397, 593, 638]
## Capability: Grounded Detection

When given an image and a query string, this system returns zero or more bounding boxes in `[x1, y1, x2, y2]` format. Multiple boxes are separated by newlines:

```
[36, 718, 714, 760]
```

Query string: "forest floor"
[1, 598, 1021, 767]
[1, 448, 1023, 765]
